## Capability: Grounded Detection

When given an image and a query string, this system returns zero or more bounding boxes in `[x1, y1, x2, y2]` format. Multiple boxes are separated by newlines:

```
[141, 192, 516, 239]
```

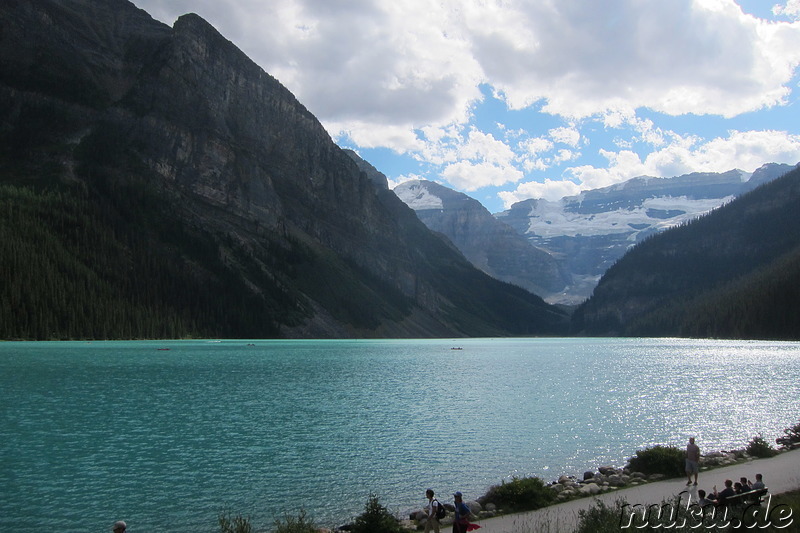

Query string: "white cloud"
[549, 126, 581, 147]
[135, 0, 800, 147]
[773, 0, 800, 19]
[441, 161, 523, 191]
[329, 121, 424, 153]
[519, 137, 554, 156]
[459, 129, 517, 166]
[132, 0, 800, 213]
[479, 0, 800, 119]
[565, 129, 800, 191]
[499, 179, 582, 206]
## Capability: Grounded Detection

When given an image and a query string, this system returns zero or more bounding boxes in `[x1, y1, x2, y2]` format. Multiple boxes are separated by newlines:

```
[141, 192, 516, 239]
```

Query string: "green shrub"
[218, 510, 253, 533]
[746, 434, 778, 458]
[481, 476, 555, 512]
[273, 509, 318, 533]
[776, 420, 800, 449]
[627, 445, 684, 477]
[350, 494, 405, 533]
[574, 499, 629, 533]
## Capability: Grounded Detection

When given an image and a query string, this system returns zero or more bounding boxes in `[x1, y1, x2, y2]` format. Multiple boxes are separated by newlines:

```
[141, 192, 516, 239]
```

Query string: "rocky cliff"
[395, 179, 569, 300]
[0, 0, 568, 339]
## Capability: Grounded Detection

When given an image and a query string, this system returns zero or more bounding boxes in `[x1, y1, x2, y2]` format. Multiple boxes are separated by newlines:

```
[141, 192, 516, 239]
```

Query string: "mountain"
[571, 167, 800, 340]
[394, 179, 569, 300]
[497, 164, 796, 304]
[0, 0, 569, 339]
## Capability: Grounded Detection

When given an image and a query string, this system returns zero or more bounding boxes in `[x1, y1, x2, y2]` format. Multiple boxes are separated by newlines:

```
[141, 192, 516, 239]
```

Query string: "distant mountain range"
[394, 179, 570, 300]
[572, 166, 800, 339]
[396, 164, 796, 304]
[0, 0, 568, 339]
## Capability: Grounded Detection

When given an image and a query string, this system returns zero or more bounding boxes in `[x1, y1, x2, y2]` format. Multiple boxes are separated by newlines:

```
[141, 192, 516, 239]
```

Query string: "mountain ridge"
[571, 166, 800, 339]
[395, 164, 796, 304]
[0, 0, 568, 339]
[394, 179, 569, 299]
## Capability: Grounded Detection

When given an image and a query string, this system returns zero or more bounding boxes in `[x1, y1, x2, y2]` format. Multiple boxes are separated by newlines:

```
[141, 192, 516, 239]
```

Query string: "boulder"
[608, 475, 626, 487]
[466, 501, 482, 514]
[583, 471, 594, 481]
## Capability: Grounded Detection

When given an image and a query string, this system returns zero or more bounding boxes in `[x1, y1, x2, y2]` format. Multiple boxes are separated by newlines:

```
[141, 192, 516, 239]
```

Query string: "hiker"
[425, 488, 441, 533]
[452, 491, 480, 532]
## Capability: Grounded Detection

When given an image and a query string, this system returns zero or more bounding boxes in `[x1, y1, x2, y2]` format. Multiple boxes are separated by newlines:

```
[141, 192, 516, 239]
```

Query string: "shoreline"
[399, 445, 800, 532]
[453, 447, 800, 533]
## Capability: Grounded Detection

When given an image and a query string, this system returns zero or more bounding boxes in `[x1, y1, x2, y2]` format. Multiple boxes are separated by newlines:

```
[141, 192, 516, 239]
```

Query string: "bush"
[218, 510, 253, 533]
[481, 476, 555, 512]
[350, 494, 405, 533]
[627, 445, 684, 477]
[575, 499, 628, 533]
[746, 434, 778, 458]
[776, 420, 800, 449]
[273, 509, 318, 533]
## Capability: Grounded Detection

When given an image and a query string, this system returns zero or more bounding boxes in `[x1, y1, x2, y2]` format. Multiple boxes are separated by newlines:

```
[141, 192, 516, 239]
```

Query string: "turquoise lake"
[2, 338, 799, 532]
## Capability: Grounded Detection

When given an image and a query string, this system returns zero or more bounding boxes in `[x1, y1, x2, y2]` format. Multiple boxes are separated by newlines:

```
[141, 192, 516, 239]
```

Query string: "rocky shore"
[404, 448, 775, 530]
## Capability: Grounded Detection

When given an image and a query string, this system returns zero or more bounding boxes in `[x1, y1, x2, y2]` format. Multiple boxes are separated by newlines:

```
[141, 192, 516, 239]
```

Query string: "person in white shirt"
[424, 488, 441, 533]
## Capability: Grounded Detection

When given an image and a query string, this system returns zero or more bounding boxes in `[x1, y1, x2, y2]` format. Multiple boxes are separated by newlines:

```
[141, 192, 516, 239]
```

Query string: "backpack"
[434, 499, 446, 519]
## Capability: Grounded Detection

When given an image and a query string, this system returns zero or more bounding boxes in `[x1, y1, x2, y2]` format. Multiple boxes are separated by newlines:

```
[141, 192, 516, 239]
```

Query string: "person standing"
[686, 437, 700, 486]
[424, 489, 441, 533]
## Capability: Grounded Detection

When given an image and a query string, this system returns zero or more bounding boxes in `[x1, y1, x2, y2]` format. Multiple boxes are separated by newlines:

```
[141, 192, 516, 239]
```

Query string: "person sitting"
[714, 479, 736, 505]
[751, 474, 765, 490]
[738, 477, 752, 493]
[697, 489, 715, 507]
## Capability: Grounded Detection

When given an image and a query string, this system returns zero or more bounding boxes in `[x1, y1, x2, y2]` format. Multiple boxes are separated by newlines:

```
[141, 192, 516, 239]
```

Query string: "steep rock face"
[344, 149, 389, 190]
[497, 164, 796, 304]
[395, 180, 568, 299]
[0, 0, 568, 338]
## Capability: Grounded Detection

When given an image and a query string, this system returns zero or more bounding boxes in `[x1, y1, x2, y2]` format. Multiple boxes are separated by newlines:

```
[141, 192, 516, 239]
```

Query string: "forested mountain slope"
[0, 0, 568, 339]
[572, 167, 800, 340]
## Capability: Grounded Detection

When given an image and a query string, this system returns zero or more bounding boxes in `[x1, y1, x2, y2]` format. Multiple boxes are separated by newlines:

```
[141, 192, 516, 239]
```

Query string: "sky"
[134, 0, 800, 214]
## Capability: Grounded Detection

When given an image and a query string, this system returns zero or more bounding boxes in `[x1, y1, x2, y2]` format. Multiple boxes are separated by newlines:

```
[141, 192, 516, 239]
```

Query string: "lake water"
[2, 338, 799, 532]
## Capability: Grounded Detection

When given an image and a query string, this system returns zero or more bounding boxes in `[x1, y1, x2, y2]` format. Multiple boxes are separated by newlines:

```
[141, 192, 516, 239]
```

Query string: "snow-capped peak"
[394, 180, 443, 210]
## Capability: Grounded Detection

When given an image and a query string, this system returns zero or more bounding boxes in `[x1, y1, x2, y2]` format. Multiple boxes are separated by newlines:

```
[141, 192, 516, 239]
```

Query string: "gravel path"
[470, 447, 800, 533]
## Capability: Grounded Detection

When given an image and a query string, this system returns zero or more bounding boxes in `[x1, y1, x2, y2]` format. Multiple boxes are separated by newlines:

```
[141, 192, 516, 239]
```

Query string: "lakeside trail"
[470, 447, 800, 533]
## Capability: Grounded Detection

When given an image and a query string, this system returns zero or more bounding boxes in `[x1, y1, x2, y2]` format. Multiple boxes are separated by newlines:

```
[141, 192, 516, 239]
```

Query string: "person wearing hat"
[112, 520, 126, 532]
[452, 492, 473, 533]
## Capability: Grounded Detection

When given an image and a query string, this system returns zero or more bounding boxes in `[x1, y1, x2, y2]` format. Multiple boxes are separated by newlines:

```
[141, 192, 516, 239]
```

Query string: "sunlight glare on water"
[1, 337, 799, 532]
